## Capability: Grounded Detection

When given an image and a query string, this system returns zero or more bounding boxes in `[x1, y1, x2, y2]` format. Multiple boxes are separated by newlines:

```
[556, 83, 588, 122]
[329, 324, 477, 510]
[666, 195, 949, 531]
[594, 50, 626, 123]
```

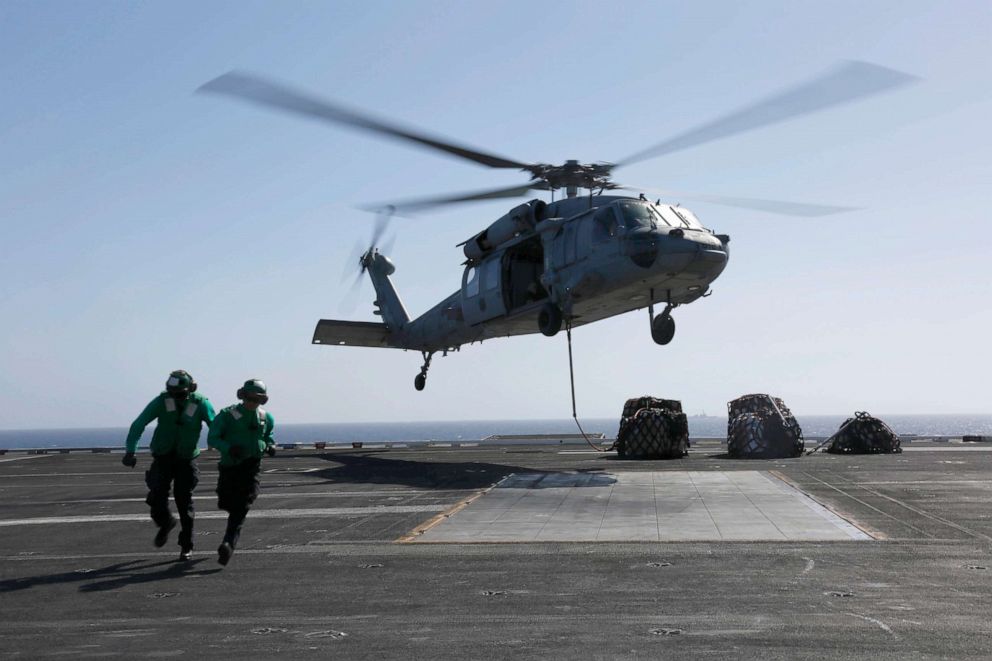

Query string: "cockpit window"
[464, 265, 479, 297]
[656, 205, 703, 230]
[617, 201, 656, 229]
[592, 206, 618, 243]
[649, 205, 672, 227]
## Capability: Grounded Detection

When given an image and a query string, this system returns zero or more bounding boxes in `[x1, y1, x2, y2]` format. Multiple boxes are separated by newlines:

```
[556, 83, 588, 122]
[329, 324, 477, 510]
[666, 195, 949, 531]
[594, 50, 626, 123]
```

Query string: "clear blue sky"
[1, 1, 989, 429]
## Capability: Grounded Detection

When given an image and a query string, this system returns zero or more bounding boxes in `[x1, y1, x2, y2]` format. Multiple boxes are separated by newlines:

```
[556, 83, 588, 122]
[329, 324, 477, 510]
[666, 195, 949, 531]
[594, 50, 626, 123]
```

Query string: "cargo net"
[825, 412, 902, 454]
[727, 394, 804, 459]
[616, 396, 689, 459]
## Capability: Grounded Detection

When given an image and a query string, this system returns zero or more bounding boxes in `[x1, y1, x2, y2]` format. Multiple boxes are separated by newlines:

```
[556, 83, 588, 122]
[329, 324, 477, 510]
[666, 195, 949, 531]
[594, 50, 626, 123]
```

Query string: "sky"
[1, 1, 989, 429]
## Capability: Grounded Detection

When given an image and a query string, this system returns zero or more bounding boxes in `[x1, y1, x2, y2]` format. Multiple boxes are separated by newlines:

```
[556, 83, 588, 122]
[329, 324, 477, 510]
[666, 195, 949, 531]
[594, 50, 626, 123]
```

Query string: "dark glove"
[228, 445, 243, 459]
[265, 445, 277, 458]
[121, 452, 137, 468]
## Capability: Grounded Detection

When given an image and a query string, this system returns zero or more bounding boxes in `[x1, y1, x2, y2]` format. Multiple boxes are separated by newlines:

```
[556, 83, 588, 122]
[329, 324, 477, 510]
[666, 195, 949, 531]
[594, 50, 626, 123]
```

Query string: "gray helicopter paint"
[312, 195, 728, 352]
[365, 253, 410, 330]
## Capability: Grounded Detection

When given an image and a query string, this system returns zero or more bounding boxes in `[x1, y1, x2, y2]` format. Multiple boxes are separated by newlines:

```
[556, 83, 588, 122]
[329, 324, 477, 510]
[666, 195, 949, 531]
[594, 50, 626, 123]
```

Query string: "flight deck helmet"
[237, 378, 269, 405]
[165, 370, 197, 397]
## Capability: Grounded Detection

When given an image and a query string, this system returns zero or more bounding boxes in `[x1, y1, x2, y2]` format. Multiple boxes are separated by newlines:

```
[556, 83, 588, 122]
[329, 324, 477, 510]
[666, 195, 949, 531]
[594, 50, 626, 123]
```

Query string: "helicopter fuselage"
[314, 195, 728, 357]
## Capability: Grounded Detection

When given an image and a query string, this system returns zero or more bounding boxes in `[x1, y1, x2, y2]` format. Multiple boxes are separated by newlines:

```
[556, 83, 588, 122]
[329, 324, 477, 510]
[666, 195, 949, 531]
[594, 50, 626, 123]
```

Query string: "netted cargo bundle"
[617, 396, 684, 445]
[726, 394, 804, 459]
[616, 408, 689, 459]
[728, 393, 771, 419]
[826, 412, 901, 454]
[771, 396, 803, 444]
[621, 396, 683, 420]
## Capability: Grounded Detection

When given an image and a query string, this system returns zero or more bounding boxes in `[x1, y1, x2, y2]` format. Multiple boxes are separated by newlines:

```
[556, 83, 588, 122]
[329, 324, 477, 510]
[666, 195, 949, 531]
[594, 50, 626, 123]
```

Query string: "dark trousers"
[145, 453, 199, 549]
[216, 458, 261, 549]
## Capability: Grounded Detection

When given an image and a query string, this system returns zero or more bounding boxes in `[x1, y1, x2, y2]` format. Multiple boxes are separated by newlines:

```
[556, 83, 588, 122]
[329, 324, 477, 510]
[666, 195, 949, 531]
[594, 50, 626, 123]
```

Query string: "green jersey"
[207, 403, 276, 467]
[125, 392, 215, 459]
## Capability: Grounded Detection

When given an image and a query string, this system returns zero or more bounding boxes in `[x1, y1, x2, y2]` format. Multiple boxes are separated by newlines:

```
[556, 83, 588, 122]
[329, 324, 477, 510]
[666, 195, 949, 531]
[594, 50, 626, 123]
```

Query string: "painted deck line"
[759, 471, 873, 540]
[901, 447, 992, 452]
[397, 474, 514, 543]
[0, 505, 447, 527]
[24, 489, 470, 504]
[0, 455, 53, 464]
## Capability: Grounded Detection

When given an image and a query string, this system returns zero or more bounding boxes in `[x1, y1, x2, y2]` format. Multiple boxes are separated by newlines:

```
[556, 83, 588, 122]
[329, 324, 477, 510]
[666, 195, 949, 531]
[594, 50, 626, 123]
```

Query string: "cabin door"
[462, 255, 507, 325]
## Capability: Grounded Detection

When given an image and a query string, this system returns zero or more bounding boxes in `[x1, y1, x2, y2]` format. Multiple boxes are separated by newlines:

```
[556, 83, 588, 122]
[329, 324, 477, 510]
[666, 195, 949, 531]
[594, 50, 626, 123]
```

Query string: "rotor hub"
[526, 160, 617, 193]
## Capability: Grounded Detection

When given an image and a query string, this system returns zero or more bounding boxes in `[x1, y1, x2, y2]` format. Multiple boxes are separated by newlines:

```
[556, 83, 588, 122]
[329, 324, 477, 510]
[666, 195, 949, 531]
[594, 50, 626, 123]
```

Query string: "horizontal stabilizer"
[312, 319, 396, 348]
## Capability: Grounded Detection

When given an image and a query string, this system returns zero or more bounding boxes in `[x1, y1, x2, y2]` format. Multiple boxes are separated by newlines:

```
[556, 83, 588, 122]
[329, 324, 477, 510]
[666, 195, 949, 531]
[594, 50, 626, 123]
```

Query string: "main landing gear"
[414, 351, 433, 391]
[538, 302, 563, 337]
[649, 301, 677, 345]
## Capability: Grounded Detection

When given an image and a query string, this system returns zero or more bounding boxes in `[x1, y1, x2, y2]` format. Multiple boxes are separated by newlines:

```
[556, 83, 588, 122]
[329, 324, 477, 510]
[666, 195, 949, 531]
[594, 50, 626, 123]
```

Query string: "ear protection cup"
[167, 370, 196, 394]
[237, 379, 269, 404]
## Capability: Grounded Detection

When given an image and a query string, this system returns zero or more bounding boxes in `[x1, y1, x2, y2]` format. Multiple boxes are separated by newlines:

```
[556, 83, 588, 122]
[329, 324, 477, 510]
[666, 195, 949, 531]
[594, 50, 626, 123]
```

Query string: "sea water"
[1, 415, 991, 450]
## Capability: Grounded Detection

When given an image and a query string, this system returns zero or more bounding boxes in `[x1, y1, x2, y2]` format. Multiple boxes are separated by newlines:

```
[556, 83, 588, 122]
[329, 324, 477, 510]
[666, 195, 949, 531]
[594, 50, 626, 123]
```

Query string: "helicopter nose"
[625, 228, 699, 269]
[684, 234, 730, 282]
[647, 230, 729, 280]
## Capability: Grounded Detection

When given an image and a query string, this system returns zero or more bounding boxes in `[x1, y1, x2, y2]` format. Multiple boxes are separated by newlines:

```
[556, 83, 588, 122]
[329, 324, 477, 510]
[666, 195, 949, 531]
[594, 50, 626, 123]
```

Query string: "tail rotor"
[338, 206, 395, 313]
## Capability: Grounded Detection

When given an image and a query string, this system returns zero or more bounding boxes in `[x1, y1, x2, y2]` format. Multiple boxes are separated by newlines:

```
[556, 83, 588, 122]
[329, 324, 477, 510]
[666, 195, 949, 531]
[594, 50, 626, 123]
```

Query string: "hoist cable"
[565, 321, 613, 452]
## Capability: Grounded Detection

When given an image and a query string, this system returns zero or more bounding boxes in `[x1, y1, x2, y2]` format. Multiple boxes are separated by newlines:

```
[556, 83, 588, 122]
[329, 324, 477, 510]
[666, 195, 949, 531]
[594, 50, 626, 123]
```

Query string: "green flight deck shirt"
[125, 392, 216, 459]
[207, 404, 276, 467]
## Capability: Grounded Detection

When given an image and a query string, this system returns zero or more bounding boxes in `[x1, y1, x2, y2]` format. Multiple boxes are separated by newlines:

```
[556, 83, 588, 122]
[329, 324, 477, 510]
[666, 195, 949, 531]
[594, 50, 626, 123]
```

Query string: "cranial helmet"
[166, 370, 197, 396]
[237, 378, 269, 404]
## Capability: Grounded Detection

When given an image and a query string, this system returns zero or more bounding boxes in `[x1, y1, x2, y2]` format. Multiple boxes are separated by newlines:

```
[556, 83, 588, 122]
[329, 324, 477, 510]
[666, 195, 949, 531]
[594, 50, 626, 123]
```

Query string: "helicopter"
[199, 61, 916, 391]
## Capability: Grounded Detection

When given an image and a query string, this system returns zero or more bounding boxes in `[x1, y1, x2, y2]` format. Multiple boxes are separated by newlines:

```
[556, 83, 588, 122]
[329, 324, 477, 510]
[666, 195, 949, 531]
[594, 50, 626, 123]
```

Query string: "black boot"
[217, 541, 233, 566]
[154, 517, 177, 548]
[177, 527, 194, 561]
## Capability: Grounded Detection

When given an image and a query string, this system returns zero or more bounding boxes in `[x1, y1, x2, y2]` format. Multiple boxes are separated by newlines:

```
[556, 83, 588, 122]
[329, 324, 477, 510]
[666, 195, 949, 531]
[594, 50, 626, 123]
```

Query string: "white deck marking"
[902, 446, 992, 452]
[0, 455, 53, 464]
[35, 489, 465, 504]
[412, 471, 873, 543]
[0, 505, 446, 527]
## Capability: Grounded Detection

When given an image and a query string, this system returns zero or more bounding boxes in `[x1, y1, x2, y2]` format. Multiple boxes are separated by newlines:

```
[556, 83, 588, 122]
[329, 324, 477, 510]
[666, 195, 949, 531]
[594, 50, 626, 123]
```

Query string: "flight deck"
[2, 439, 991, 659]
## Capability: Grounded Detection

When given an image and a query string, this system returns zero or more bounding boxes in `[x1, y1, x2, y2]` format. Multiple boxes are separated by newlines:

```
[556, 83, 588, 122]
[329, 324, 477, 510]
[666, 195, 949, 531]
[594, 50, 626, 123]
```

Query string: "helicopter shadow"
[294, 450, 616, 490]
[0, 558, 222, 595]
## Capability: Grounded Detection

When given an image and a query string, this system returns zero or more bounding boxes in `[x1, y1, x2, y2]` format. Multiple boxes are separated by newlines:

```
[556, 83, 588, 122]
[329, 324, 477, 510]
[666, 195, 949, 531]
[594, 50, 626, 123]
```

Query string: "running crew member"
[207, 378, 276, 566]
[122, 370, 215, 560]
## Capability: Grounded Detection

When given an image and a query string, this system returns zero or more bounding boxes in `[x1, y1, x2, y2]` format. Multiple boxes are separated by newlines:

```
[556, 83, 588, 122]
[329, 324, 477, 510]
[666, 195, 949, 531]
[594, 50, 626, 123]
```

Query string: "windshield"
[617, 201, 656, 229]
[656, 205, 704, 230]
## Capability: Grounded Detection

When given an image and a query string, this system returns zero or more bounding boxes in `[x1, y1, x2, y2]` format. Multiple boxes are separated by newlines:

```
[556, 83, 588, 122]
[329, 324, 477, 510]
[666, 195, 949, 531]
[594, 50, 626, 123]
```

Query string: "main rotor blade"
[369, 207, 393, 249]
[199, 72, 533, 170]
[615, 61, 918, 168]
[630, 186, 858, 217]
[369, 182, 541, 214]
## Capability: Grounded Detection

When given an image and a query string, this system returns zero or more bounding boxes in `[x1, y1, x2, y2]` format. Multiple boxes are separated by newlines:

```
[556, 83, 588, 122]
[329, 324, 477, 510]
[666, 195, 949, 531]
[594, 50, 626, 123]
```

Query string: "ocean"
[1, 415, 990, 451]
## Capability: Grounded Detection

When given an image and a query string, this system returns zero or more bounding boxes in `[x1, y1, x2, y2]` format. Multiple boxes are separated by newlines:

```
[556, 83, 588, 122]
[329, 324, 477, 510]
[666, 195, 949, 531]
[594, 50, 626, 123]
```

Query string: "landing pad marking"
[0, 505, 447, 527]
[411, 471, 874, 543]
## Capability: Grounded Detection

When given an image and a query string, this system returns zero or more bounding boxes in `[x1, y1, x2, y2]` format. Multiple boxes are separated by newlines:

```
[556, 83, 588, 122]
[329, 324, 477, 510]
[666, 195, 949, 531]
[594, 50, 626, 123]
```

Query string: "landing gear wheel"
[414, 351, 434, 391]
[651, 314, 676, 345]
[539, 303, 562, 337]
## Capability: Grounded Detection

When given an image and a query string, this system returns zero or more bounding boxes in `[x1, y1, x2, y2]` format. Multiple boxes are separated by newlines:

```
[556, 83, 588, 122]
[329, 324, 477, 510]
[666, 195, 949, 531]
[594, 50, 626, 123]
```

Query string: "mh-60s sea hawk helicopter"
[200, 61, 915, 391]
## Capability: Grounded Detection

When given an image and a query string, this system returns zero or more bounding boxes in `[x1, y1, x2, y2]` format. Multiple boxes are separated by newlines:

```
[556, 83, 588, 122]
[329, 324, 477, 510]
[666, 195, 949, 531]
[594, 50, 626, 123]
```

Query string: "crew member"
[207, 378, 276, 566]
[122, 370, 215, 560]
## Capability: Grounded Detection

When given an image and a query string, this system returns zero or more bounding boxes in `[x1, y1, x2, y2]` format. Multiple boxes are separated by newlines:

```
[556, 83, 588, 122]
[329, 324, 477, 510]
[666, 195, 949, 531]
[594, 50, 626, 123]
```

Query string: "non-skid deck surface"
[415, 470, 872, 542]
